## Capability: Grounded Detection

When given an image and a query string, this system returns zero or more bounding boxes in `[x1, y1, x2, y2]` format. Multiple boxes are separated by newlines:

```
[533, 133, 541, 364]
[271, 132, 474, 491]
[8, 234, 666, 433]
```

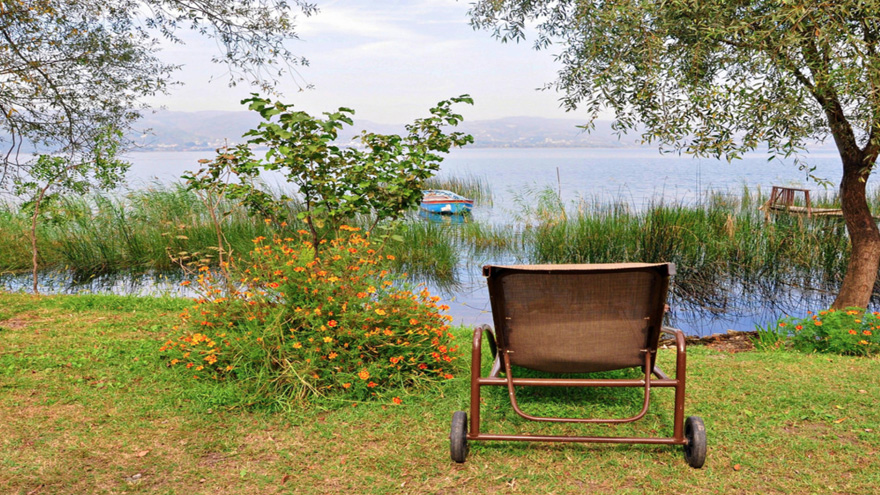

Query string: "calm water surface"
[3, 147, 863, 336]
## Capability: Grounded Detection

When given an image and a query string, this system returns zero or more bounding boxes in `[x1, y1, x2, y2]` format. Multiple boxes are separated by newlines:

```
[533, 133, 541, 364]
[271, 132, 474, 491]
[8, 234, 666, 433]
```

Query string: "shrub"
[753, 321, 788, 351]
[161, 227, 459, 407]
[777, 308, 880, 356]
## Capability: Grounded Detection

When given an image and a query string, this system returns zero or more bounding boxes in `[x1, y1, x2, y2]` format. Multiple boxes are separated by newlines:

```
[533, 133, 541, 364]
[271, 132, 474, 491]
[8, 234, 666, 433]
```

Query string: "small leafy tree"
[471, 0, 880, 308]
[14, 128, 127, 293]
[0, 0, 315, 189]
[243, 94, 475, 247]
[186, 95, 474, 254]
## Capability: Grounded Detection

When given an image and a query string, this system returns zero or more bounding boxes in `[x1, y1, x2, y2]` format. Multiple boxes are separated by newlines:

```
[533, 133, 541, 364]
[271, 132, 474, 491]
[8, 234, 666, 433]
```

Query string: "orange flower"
[342, 382, 351, 389]
[327, 320, 338, 327]
[367, 381, 378, 388]
[849, 329, 858, 335]
[389, 356, 401, 364]
[418, 363, 428, 370]
[392, 397, 402, 405]
[358, 369, 370, 380]
[778, 322, 787, 328]
[375, 309, 386, 316]
[864, 330, 873, 336]
[814, 321, 823, 326]
[328, 352, 338, 359]
[795, 325, 803, 331]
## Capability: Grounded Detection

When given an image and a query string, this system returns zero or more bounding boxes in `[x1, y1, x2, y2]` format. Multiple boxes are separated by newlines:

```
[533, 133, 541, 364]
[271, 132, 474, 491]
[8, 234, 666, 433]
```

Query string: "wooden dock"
[763, 204, 844, 217]
[760, 186, 844, 219]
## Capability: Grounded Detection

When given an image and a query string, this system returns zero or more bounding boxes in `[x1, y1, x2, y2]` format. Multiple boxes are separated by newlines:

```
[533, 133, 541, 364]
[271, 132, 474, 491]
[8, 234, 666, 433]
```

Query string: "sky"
[147, 0, 588, 124]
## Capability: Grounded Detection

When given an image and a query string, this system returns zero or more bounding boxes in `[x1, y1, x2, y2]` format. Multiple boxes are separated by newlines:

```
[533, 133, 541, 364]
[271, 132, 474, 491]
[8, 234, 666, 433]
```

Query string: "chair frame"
[451, 263, 706, 467]
[468, 324, 687, 445]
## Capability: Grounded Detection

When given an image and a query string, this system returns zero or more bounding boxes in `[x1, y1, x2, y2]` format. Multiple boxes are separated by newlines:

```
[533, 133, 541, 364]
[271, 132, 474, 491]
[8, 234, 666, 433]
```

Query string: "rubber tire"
[450, 411, 469, 463]
[683, 416, 707, 468]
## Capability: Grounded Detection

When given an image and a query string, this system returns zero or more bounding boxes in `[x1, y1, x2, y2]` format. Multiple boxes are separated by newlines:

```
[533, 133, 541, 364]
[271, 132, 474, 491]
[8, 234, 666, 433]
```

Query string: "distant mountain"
[131, 110, 264, 151]
[456, 117, 641, 148]
[128, 110, 644, 151]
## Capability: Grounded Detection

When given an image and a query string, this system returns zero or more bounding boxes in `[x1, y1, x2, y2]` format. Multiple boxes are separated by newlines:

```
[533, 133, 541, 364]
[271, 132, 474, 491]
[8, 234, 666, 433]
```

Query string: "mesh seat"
[449, 262, 707, 468]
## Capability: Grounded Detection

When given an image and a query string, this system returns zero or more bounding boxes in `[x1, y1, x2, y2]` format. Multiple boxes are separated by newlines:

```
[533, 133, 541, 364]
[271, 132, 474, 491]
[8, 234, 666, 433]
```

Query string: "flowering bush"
[777, 308, 880, 356]
[161, 226, 459, 406]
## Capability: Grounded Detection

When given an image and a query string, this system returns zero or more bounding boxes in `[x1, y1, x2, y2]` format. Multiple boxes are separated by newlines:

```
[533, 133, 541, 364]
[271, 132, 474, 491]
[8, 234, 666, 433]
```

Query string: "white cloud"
[147, 0, 592, 123]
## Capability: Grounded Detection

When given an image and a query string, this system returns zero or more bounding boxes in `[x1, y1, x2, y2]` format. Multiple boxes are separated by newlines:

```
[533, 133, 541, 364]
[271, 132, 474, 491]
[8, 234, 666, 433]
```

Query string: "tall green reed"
[522, 186, 854, 297]
[423, 173, 493, 205]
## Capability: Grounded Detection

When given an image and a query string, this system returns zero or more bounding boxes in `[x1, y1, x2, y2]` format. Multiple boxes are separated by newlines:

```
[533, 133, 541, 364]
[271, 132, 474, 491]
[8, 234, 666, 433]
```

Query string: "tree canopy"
[0, 0, 315, 186]
[471, 0, 880, 308]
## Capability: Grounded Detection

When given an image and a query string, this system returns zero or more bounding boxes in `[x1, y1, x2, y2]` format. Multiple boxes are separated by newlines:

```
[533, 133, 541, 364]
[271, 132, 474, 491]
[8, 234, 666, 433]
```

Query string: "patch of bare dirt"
[0, 314, 35, 330]
[661, 330, 757, 353]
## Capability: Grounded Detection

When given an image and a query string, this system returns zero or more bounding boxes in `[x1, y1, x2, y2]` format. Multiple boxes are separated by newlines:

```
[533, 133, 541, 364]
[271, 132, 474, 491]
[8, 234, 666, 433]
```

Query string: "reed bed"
[423, 173, 493, 205]
[522, 187, 858, 305]
[388, 220, 459, 284]
[0, 185, 280, 275]
[1, 180, 874, 309]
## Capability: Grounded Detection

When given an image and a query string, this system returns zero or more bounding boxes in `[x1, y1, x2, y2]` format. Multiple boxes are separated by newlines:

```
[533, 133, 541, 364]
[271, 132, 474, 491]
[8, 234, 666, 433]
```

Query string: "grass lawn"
[1, 292, 878, 494]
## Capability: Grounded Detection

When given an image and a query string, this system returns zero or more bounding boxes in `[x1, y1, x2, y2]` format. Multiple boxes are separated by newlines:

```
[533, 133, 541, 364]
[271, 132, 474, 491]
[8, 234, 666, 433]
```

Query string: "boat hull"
[419, 200, 474, 215]
[420, 189, 474, 215]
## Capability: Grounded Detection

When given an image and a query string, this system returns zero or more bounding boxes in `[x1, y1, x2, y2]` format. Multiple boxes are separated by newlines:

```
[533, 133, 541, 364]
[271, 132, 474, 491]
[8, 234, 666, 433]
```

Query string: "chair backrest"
[483, 263, 674, 373]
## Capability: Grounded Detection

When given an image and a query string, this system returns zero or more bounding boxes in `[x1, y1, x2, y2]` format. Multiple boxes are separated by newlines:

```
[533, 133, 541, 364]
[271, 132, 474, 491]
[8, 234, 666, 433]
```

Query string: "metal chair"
[450, 263, 706, 468]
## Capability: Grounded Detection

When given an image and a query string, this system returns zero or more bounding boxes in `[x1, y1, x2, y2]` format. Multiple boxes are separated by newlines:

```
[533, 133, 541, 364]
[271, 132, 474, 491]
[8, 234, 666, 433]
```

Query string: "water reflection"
[0, 270, 194, 298]
[0, 268, 864, 338]
[418, 210, 471, 224]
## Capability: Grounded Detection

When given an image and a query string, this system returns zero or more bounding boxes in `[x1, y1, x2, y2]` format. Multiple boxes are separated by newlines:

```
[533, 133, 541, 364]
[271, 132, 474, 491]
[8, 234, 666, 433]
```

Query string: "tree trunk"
[833, 156, 880, 309]
[30, 186, 49, 295]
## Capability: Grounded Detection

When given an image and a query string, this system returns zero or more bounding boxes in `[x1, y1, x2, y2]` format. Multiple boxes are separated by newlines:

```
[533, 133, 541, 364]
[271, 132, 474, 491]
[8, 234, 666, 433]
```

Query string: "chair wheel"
[450, 411, 468, 463]
[683, 416, 707, 468]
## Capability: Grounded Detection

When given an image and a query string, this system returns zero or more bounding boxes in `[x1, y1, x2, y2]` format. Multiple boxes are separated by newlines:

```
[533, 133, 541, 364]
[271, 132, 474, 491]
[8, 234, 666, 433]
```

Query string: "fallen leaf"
[281, 474, 290, 485]
[733, 464, 742, 471]
[858, 390, 868, 394]
[136, 450, 150, 457]
[834, 417, 848, 424]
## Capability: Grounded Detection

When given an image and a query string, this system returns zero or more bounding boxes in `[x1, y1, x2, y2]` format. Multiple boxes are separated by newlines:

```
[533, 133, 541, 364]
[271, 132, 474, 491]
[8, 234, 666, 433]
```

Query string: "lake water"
[124, 147, 847, 215]
[3, 147, 862, 336]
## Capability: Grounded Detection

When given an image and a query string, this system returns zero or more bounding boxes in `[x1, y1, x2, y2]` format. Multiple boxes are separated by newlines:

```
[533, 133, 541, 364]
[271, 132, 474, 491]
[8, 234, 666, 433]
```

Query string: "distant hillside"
[131, 110, 264, 151]
[129, 110, 644, 151]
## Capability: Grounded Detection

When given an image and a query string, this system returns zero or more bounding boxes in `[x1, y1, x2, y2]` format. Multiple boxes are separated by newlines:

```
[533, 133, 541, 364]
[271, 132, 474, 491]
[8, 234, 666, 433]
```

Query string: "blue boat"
[420, 189, 474, 215]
